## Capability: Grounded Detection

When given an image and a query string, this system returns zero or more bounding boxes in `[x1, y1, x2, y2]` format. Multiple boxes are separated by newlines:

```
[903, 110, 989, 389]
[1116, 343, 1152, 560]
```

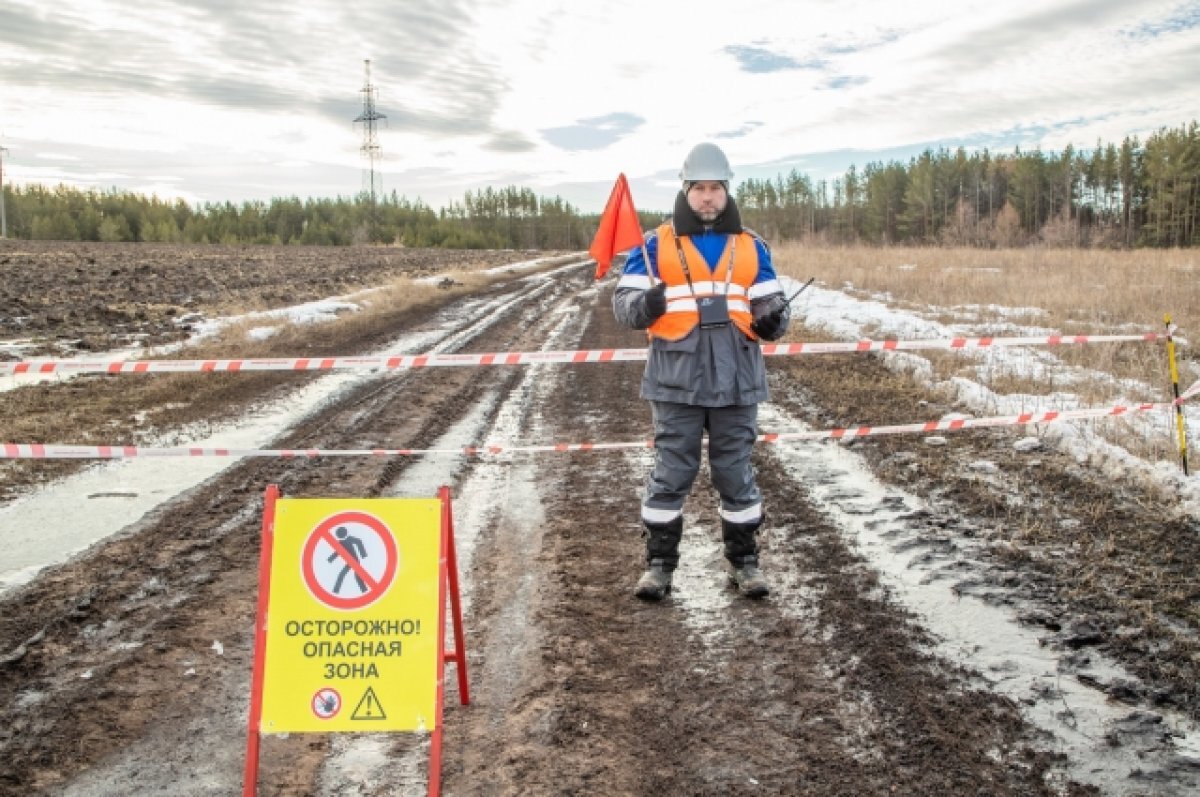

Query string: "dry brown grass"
[770, 245, 1197, 468]
[772, 245, 1199, 334]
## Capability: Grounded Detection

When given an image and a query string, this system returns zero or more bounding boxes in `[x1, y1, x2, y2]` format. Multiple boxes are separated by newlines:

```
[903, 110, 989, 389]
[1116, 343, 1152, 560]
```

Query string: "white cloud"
[1, 0, 1197, 210]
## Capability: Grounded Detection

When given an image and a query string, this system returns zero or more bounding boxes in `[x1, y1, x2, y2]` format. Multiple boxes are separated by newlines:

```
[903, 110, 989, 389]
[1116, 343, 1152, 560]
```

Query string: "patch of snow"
[184, 299, 360, 342]
[781, 277, 1200, 515]
[482, 254, 576, 276]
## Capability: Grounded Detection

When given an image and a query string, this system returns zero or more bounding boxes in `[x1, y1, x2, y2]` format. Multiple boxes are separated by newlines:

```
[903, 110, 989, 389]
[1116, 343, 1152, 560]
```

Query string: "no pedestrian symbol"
[301, 511, 399, 610]
[312, 687, 341, 720]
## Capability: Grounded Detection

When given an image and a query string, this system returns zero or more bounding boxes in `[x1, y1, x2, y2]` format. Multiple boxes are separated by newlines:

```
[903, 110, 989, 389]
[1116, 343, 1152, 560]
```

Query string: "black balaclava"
[673, 183, 743, 236]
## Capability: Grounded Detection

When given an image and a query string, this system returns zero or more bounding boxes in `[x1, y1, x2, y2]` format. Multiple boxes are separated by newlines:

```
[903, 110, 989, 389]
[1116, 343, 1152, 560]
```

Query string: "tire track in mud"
[0, 264, 594, 795]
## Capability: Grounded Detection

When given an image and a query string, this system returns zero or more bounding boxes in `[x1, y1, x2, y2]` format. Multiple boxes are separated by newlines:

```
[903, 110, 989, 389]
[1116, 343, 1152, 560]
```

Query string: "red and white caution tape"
[1, 350, 648, 375]
[760, 332, 1166, 355]
[2, 398, 1184, 460]
[0, 441, 651, 459]
[0, 333, 1167, 376]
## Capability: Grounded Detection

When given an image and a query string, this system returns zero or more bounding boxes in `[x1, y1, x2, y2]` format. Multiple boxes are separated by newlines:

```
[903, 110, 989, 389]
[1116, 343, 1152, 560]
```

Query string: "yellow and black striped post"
[1164, 314, 1189, 475]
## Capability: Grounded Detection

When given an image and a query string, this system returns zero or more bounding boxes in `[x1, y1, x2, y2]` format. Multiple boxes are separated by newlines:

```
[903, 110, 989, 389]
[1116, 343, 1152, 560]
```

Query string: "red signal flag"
[589, 173, 644, 279]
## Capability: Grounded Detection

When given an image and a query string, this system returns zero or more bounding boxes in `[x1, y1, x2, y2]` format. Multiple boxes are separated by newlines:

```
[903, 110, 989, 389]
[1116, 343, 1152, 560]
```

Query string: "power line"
[0, 142, 8, 239]
[353, 59, 386, 208]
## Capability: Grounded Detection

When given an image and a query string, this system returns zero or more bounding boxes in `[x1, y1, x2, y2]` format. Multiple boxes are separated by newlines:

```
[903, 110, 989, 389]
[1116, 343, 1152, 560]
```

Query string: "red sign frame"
[243, 485, 470, 797]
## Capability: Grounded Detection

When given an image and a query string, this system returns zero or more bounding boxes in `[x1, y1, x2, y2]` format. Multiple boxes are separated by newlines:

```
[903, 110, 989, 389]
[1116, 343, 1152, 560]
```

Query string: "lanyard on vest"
[670, 232, 737, 298]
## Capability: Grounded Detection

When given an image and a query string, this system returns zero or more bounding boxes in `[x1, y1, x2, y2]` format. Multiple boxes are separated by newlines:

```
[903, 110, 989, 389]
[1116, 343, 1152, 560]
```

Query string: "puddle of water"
[759, 402, 1200, 795]
[0, 367, 370, 595]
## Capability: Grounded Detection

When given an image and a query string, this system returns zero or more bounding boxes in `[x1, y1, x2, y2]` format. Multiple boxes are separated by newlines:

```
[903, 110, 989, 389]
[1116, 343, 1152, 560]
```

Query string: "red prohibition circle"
[301, 511, 398, 610]
[312, 687, 342, 720]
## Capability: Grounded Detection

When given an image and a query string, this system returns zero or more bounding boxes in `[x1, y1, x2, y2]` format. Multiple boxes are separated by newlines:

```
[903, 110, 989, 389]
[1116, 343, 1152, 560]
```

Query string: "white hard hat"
[680, 142, 734, 182]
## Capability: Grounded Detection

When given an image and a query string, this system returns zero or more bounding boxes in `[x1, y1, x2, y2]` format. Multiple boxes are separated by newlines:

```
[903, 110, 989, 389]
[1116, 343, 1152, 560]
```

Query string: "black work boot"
[635, 558, 674, 601]
[722, 518, 769, 598]
[635, 517, 682, 601]
[729, 554, 770, 599]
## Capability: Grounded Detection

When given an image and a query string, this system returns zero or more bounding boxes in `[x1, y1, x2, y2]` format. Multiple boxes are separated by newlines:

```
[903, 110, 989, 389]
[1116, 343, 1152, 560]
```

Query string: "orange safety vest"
[648, 224, 761, 342]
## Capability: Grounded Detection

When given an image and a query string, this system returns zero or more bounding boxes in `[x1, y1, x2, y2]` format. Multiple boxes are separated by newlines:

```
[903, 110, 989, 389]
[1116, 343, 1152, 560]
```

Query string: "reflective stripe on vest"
[648, 225, 761, 341]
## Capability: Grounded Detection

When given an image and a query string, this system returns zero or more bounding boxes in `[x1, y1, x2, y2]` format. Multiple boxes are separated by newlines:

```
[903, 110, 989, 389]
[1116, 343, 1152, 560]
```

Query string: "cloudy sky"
[2, 0, 1198, 212]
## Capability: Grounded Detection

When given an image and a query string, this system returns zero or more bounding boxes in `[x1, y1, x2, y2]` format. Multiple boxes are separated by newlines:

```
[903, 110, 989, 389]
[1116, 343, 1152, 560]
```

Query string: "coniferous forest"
[3, 121, 1197, 249]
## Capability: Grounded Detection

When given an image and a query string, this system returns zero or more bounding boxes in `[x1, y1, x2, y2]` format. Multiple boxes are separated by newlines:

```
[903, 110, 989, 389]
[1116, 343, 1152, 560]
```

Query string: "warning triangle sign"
[351, 686, 387, 721]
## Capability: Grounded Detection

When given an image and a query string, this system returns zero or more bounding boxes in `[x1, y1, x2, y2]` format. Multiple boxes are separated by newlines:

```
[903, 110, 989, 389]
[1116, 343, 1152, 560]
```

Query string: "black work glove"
[643, 281, 668, 321]
[751, 305, 787, 340]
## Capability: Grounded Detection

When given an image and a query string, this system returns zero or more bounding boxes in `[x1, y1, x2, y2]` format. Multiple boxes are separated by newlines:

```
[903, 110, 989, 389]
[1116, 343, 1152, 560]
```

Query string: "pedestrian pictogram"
[301, 511, 399, 610]
[352, 686, 388, 721]
[312, 687, 341, 720]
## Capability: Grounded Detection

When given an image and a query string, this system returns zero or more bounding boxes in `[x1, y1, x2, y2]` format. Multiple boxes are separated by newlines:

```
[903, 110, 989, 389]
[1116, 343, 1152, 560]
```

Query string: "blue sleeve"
[753, 236, 776, 283]
[619, 232, 658, 285]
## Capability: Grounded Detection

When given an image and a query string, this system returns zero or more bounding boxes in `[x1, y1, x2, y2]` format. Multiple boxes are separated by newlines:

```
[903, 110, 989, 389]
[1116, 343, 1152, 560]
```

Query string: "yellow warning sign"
[261, 498, 442, 733]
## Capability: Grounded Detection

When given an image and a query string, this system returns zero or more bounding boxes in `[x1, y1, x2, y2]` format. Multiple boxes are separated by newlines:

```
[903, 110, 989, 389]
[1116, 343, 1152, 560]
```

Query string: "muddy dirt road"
[1, 251, 1198, 796]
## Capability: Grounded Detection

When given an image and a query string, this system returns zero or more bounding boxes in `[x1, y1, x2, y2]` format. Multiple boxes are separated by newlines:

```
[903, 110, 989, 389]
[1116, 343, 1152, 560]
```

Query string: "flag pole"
[641, 241, 656, 284]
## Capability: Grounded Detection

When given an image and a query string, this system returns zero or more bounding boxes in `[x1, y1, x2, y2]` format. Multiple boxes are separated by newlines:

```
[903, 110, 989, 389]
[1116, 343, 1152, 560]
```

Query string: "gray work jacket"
[613, 287, 786, 407]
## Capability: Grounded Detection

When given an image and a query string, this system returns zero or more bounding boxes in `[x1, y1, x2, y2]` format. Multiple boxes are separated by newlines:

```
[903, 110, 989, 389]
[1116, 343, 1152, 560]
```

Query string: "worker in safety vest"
[613, 142, 790, 601]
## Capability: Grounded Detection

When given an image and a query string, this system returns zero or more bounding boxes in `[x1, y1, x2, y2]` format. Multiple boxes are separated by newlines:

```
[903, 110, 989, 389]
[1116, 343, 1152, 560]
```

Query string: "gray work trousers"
[641, 401, 763, 526]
